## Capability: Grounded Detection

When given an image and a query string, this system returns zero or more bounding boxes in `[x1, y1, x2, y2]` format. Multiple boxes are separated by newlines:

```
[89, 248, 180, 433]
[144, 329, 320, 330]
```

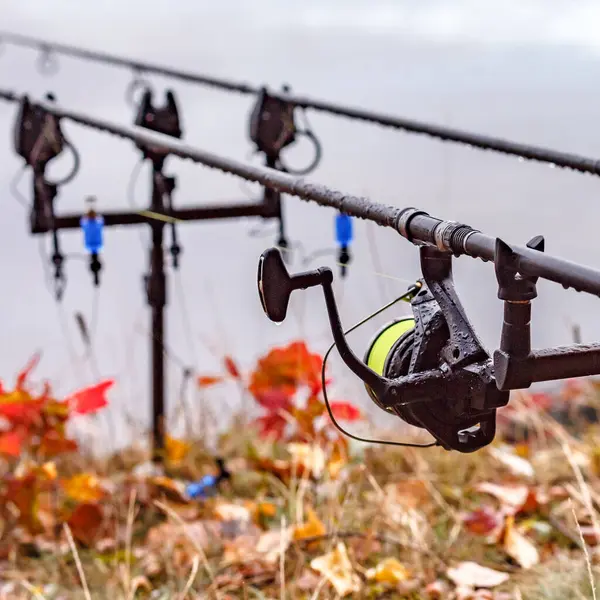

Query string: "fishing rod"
[3, 31, 600, 176]
[3, 89, 600, 453]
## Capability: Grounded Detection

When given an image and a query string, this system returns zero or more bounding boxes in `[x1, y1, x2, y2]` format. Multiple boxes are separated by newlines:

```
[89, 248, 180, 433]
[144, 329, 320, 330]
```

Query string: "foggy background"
[1, 0, 600, 448]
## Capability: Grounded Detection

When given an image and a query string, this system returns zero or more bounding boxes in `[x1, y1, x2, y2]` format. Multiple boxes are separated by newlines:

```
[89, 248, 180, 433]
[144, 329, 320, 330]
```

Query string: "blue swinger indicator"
[80, 196, 104, 286]
[80, 197, 104, 254]
[335, 212, 353, 277]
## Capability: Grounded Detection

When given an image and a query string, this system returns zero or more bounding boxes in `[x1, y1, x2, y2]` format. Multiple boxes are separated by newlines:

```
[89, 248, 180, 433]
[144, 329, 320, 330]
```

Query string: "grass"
[3, 355, 600, 599]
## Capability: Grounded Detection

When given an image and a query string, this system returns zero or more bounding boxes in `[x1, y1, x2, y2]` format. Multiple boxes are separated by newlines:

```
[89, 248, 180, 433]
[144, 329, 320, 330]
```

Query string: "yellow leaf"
[500, 515, 539, 569]
[37, 462, 57, 481]
[294, 507, 326, 541]
[63, 473, 105, 503]
[165, 435, 191, 465]
[310, 542, 362, 597]
[366, 557, 411, 584]
[328, 442, 348, 479]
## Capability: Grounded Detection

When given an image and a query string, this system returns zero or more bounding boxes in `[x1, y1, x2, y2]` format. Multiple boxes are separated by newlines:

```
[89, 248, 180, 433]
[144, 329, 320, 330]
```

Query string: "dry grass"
[3, 394, 600, 599]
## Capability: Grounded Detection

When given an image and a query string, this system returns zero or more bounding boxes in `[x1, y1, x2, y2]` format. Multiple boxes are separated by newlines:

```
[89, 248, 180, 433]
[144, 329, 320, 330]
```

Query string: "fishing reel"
[134, 88, 182, 169]
[257, 245, 509, 452]
[249, 85, 322, 176]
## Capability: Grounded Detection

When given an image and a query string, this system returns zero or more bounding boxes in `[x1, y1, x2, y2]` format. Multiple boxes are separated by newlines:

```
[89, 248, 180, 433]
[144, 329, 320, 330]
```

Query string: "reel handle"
[257, 247, 407, 395]
[258, 247, 329, 322]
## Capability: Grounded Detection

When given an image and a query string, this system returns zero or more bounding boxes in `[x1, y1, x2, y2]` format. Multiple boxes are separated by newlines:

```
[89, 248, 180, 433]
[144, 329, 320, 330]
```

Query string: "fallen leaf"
[67, 503, 104, 546]
[62, 473, 106, 503]
[288, 443, 326, 478]
[310, 542, 362, 597]
[475, 482, 538, 515]
[213, 502, 252, 523]
[425, 580, 449, 599]
[463, 507, 502, 536]
[488, 446, 535, 479]
[296, 568, 323, 592]
[384, 479, 430, 510]
[499, 515, 539, 569]
[148, 476, 188, 504]
[447, 562, 510, 588]
[256, 527, 292, 564]
[294, 507, 326, 541]
[365, 557, 411, 584]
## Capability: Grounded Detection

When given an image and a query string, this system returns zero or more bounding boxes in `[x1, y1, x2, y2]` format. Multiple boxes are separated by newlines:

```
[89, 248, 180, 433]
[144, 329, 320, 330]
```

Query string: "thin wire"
[320, 283, 438, 448]
[366, 220, 388, 303]
[37, 237, 84, 386]
[127, 158, 147, 248]
[173, 269, 198, 368]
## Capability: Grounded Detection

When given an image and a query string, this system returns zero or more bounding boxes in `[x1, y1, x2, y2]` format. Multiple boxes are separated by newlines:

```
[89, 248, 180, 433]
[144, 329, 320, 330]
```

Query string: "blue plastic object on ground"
[186, 474, 218, 499]
[335, 212, 353, 247]
[80, 214, 105, 254]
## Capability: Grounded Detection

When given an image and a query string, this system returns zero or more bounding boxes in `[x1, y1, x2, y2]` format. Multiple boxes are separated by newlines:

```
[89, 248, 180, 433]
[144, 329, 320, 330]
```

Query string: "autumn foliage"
[0, 353, 114, 544]
[3, 342, 600, 598]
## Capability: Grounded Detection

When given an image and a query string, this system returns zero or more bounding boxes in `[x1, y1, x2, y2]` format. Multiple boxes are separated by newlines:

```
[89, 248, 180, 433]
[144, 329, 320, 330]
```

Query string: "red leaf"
[197, 375, 224, 388]
[255, 390, 293, 412]
[0, 399, 44, 424]
[67, 379, 114, 415]
[224, 356, 241, 379]
[463, 507, 502, 536]
[16, 352, 42, 391]
[67, 503, 104, 546]
[0, 430, 23, 456]
[329, 401, 362, 422]
[254, 414, 288, 440]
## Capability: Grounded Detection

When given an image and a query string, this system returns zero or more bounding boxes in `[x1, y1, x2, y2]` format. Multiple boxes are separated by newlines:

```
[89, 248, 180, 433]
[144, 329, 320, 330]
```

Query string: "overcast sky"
[1, 0, 600, 445]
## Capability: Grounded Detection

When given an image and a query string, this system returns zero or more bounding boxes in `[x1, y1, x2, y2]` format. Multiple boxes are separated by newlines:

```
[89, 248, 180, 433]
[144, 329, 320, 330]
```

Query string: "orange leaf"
[63, 473, 106, 503]
[197, 375, 224, 388]
[329, 401, 362, 422]
[294, 508, 326, 541]
[4, 473, 44, 534]
[67, 503, 104, 546]
[224, 356, 241, 379]
[0, 430, 23, 456]
[38, 430, 78, 458]
[165, 435, 191, 465]
[67, 379, 114, 415]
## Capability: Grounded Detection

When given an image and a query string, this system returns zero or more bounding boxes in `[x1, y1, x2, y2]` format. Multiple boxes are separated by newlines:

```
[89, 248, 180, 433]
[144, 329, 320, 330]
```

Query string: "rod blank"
[3, 31, 600, 175]
[2, 89, 600, 297]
